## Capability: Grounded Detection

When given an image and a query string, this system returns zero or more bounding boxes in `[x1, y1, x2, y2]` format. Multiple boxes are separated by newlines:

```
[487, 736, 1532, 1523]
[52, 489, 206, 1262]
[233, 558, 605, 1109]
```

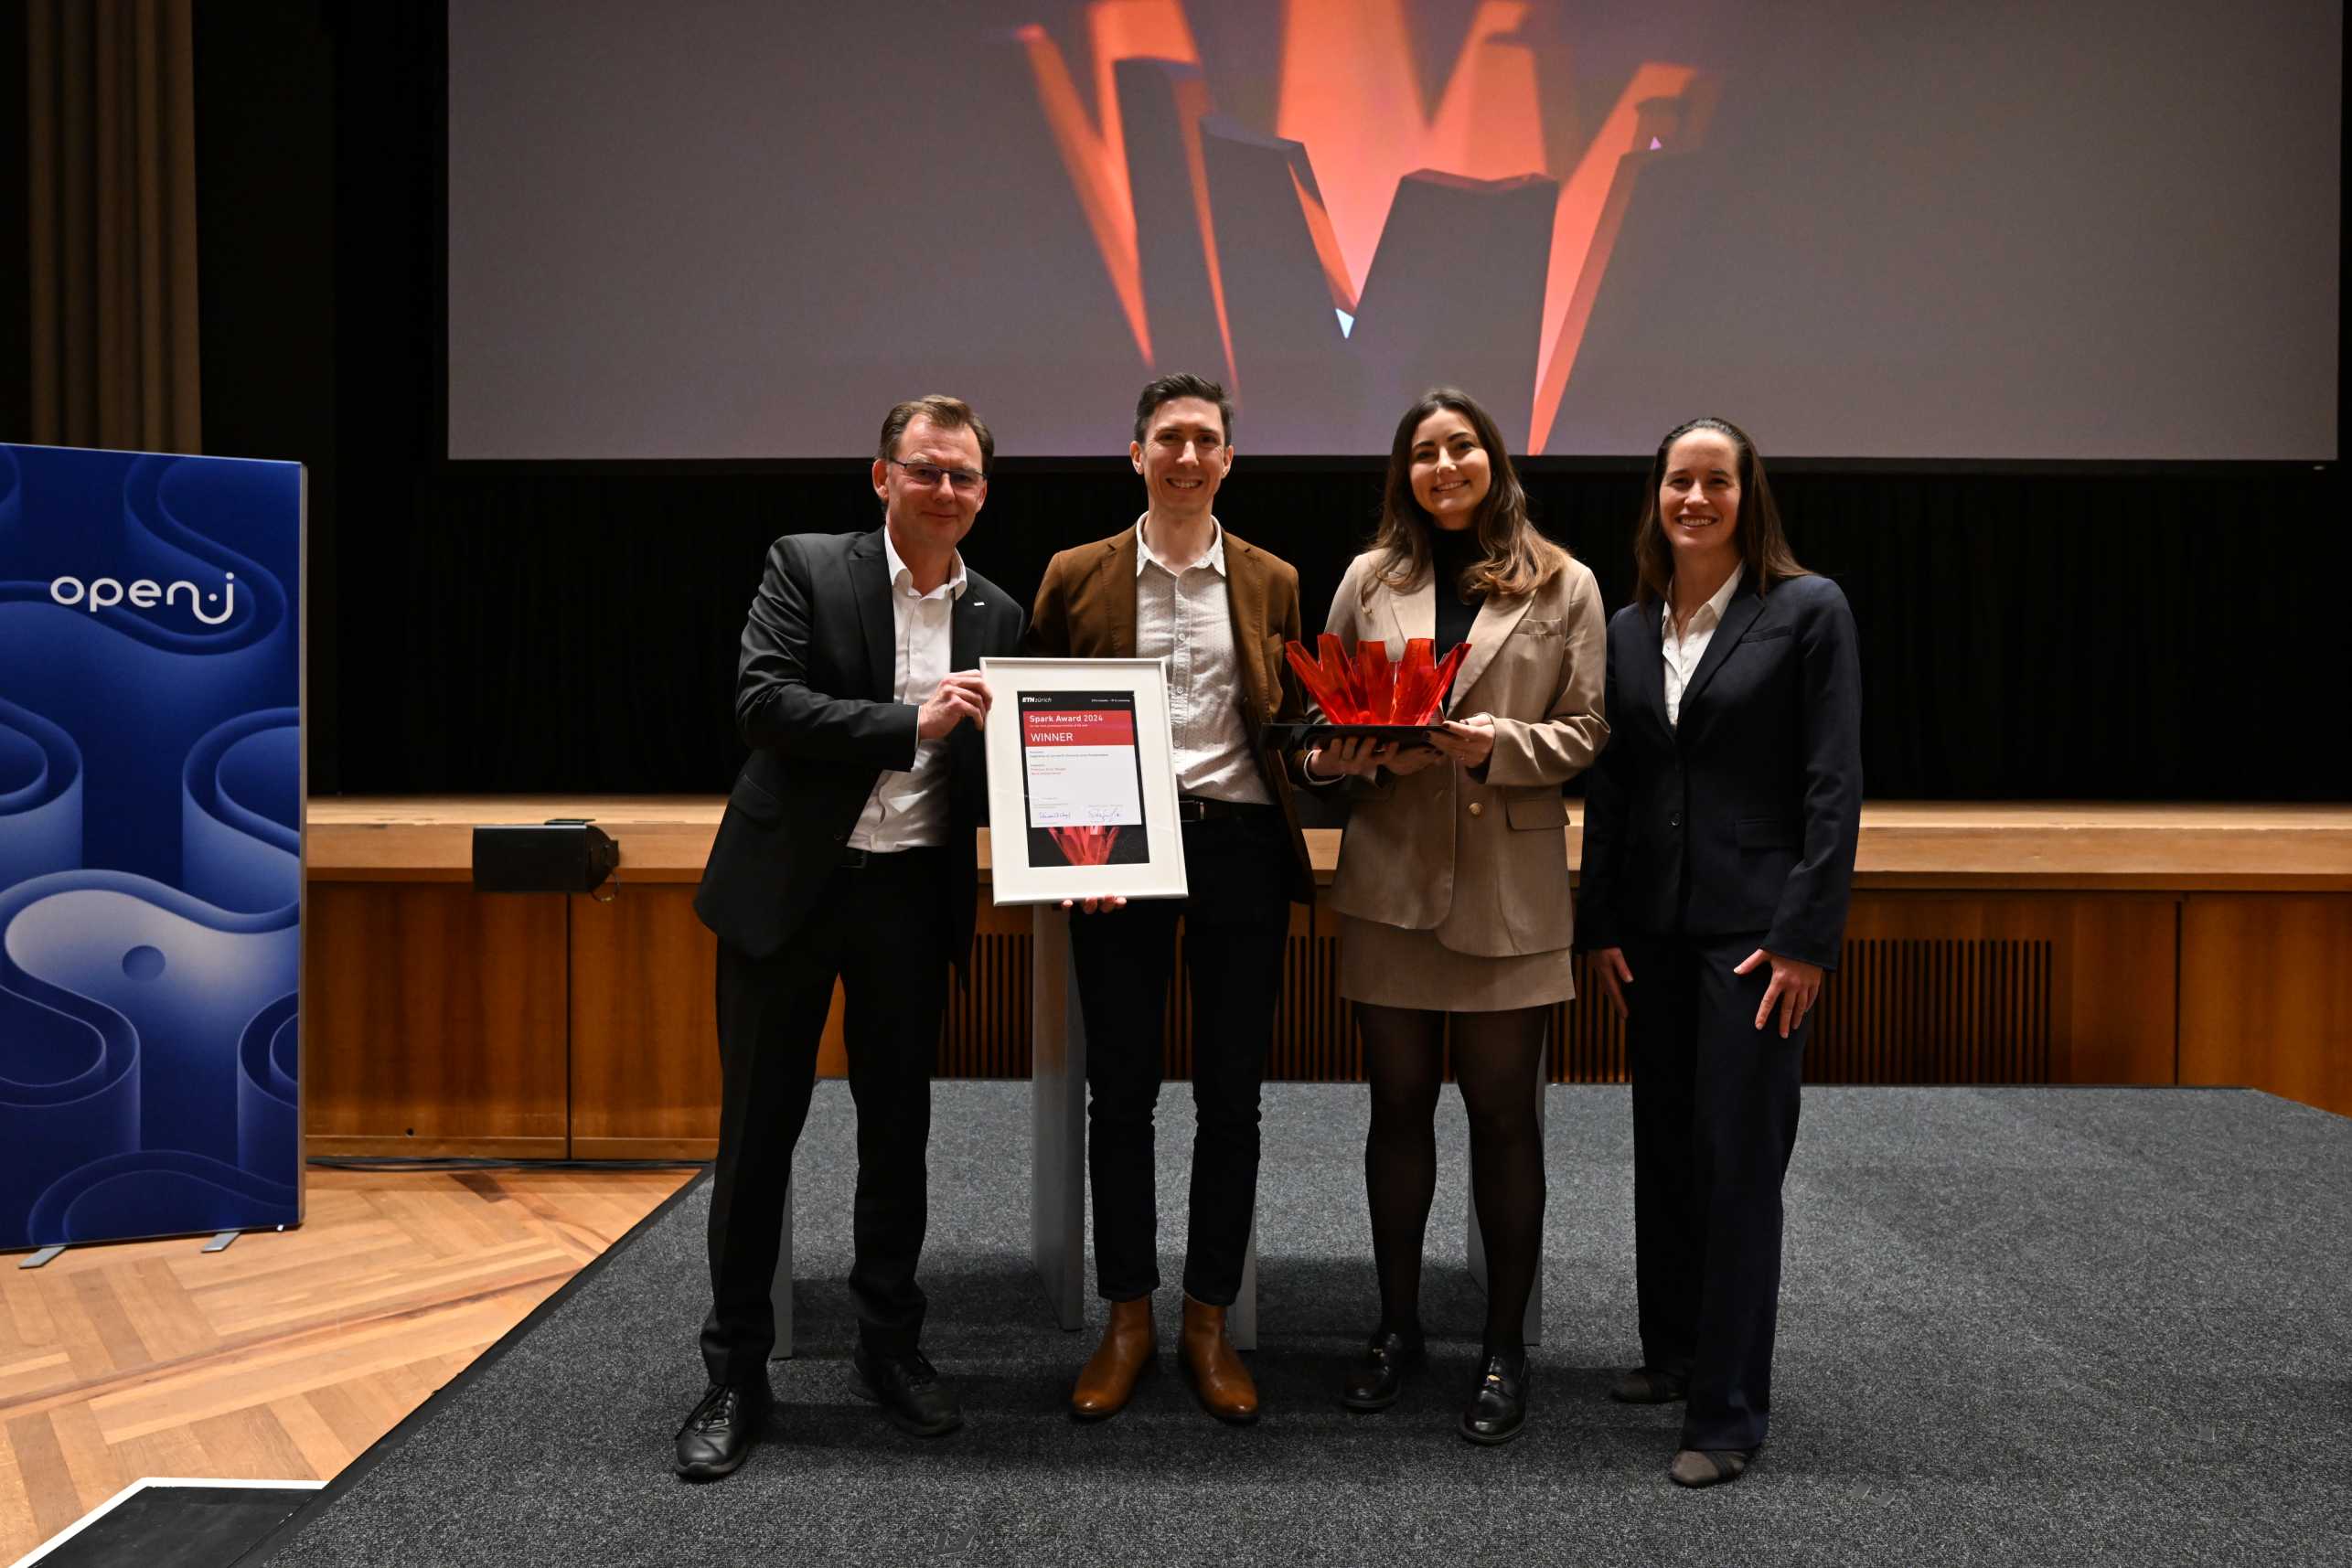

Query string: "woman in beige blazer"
[1302, 388, 1608, 1445]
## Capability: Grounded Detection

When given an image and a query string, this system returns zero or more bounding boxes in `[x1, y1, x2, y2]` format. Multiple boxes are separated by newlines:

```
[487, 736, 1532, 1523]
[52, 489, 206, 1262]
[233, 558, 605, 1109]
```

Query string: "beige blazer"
[1317, 547, 1609, 956]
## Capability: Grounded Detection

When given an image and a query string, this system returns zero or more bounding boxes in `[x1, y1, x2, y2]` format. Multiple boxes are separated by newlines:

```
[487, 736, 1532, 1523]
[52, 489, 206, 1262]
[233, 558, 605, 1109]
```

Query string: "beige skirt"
[1338, 913, 1577, 1012]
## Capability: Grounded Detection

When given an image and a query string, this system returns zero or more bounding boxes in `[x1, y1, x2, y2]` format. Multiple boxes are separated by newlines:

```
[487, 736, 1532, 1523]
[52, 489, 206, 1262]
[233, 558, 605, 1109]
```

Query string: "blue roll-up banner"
[0, 443, 303, 1253]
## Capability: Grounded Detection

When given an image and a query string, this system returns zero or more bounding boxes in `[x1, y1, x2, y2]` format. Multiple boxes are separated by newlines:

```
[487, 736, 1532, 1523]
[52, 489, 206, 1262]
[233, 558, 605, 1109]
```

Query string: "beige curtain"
[25, 0, 202, 453]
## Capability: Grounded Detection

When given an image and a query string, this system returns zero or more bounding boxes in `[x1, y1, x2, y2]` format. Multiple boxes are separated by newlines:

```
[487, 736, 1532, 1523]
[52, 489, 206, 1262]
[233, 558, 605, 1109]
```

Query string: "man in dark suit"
[676, 395, 1026, 1480]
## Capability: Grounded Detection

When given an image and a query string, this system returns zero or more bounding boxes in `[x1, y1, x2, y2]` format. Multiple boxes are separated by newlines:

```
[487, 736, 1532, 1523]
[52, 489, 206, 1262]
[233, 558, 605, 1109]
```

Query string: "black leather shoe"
[1459, 1349, 1530, 1445]
[851, 1346, 963, 1437]
[1341, 1325, 1426, 1413]
[1609, 1367, 1689, 1404]
[1668, 1445, 1758, 1488]
[673, 1380, 769, 1480]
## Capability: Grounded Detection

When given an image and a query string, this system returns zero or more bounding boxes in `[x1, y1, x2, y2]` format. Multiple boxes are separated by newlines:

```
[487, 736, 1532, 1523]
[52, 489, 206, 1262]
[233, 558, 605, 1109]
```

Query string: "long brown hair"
[1364, 387, 1564, 605]
[1631, 416, 1808, 605]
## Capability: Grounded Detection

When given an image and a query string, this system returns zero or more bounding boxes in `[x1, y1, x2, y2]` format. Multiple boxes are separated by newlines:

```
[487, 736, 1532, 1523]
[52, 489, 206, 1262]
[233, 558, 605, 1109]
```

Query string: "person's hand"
[1310, 734, 1444, 779]
[1591, 947, 1633, 1019]
[1059, 895, 1128, 915]
[916, 671, 992, 739]
[1309, 736, 1384, 777]
[1427, 714, 1495, 768]
[1734, 948, 1823, 1039]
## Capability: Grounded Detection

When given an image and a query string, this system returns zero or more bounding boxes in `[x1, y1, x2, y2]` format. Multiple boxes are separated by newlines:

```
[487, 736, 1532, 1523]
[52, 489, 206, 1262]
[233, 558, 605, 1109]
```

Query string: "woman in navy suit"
[1577, 417, 1861, 1488]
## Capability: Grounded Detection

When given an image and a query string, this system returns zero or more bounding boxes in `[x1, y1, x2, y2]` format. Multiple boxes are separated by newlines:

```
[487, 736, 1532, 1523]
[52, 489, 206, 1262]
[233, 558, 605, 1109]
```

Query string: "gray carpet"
[245, 1085, 2352, 1567]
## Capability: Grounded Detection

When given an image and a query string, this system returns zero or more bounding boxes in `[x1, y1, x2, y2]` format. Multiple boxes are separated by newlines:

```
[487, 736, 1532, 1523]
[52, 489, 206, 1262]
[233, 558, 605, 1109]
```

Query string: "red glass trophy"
[1271, 634, 1470, 746]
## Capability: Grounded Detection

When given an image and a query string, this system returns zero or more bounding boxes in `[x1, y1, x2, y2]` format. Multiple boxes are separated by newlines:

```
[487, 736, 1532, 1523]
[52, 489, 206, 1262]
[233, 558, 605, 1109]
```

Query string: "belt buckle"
[839, 846, 871, 868]
[1177, 798, 1207, 823]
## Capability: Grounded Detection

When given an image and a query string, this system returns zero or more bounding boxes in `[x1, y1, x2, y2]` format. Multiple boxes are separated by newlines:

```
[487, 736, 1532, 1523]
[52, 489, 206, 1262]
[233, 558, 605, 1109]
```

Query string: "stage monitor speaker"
[472, 820, 620, 894]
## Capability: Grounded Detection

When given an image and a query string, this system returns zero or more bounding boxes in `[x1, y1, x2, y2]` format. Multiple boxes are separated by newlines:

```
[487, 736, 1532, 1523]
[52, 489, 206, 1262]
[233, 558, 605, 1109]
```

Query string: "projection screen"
[447, 0, 2340, 460]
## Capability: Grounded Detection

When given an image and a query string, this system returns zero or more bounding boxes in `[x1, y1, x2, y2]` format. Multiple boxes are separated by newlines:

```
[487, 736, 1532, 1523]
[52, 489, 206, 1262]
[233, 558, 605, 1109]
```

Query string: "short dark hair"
[878, 394, 994, 475]
[1132, 373, 1235, 447]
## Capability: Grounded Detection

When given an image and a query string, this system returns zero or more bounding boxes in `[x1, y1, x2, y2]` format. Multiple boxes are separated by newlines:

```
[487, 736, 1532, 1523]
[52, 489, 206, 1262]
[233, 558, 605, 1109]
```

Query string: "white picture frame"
[979, 656, 1188, 905]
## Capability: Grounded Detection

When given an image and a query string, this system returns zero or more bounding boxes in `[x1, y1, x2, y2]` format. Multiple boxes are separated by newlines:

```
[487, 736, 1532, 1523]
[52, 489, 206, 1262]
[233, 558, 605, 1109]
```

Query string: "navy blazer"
[693, 528, 1027, 969]
[1577, 572, 1862, 969]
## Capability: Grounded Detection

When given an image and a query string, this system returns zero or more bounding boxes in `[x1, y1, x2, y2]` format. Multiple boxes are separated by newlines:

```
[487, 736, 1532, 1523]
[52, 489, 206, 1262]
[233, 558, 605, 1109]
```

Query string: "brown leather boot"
[1070, 1296, 1157, 1420]
[1180, 1295, 1259, 1424]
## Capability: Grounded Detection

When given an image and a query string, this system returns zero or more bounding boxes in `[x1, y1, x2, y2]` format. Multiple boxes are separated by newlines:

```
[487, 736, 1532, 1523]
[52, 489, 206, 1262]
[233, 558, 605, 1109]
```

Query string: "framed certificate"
[979, 656, 1188, 905]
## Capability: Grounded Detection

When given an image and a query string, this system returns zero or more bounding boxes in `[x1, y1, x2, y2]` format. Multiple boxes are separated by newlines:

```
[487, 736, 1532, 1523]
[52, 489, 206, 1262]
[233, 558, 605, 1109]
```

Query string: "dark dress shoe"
[1341, 1325, 1426, 1413]
[673, 1380, 769, 1480]
[1668, 1446, 1757, 1488]
[1609, 1367, 1689, 1404]
[851, 1346, 964, 1437]
[1459, 1349, 1531, 1445]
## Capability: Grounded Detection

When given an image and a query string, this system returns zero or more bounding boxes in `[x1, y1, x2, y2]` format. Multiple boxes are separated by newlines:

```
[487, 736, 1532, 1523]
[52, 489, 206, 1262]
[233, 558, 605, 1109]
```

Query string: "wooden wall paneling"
[298, 804, 2352, 1148]
[1278, 901, 1355, 1083]
[2179, 894, 2352, 1117]
[817, 979, 850, 1083]
[303, 885, 570, 1157]
[1162, 923, 1196, 1083]
[943, 901, 1034, 1078]
[568, 886, 853, 1157]
[568, 884, 721, 1159]
[1835, 893, 2176, 1085]
[1805, 933, 2052, 1085]
[1551, 956, 1630, 1083]
[2051, 894, 2176, 1084]
[918, 891, 2176, 1091]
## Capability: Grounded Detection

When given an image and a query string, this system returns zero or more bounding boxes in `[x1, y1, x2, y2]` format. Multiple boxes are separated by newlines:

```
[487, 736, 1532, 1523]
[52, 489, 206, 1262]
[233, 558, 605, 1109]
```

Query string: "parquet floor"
[0, 1166, 696, 1563]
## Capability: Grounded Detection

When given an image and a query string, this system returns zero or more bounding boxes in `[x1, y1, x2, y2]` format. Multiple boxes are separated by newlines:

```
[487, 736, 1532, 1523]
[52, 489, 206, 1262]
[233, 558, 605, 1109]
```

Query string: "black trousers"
[1623, 929, 1808, 1452]
[700, 849, 950, 1385]
[1069, 808, 1293, 1306]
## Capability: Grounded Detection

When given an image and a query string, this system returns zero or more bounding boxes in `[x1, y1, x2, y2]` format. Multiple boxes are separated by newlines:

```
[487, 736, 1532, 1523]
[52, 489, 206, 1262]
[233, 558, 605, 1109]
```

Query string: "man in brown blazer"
[1026, 373, 1313, 1424]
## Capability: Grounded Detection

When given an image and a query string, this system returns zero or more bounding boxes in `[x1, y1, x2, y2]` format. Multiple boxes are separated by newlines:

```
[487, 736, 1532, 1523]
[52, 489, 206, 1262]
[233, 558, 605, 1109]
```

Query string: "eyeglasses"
[888, 458, 987, 495]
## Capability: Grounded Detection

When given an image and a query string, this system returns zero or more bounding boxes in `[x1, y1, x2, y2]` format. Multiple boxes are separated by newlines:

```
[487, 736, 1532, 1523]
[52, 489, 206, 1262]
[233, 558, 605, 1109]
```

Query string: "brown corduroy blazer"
[1025, 524, 1316, 903]
[1314, 547, 1609, 956]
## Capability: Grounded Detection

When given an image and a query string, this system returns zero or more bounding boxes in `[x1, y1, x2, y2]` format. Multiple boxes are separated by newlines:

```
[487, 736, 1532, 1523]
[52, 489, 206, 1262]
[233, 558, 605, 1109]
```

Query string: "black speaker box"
[471, 820, 620, 893]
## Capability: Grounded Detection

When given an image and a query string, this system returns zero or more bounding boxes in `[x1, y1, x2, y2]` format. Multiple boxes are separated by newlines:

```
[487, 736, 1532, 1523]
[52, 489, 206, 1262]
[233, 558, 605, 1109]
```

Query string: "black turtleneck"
[1428, 527, 1483, 650]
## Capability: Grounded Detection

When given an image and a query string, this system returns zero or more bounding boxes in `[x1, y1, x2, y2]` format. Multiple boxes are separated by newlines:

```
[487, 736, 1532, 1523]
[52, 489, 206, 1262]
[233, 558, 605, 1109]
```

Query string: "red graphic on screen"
[1017, 1, 1715, 451]
[1047, 825, 1127, 865]
[1286, 634, 1469, 725]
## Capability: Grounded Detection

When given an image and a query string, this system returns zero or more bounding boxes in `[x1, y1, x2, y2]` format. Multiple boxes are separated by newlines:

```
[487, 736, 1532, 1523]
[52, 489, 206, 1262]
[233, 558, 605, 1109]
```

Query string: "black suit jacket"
[1577, 572, 1862, 969]
[693, 528, 1027, 971]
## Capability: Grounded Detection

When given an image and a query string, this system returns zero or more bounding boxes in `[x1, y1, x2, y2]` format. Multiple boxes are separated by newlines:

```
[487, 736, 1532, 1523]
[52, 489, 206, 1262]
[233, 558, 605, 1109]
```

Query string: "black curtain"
[1, 5, 31, 443]
[188, 4, 2348, 803]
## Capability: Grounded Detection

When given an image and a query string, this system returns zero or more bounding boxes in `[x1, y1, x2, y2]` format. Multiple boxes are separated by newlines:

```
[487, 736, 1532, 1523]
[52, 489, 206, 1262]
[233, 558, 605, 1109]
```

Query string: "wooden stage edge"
[293, 799, 2352, 1153]
[307, 798, 2352, 891]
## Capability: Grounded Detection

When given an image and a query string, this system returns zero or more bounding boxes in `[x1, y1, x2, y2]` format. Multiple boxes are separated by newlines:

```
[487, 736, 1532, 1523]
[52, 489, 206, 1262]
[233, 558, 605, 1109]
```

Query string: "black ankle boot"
[1341, 1323, 1426, 1413]
[1459, 1347, 1530, 1445]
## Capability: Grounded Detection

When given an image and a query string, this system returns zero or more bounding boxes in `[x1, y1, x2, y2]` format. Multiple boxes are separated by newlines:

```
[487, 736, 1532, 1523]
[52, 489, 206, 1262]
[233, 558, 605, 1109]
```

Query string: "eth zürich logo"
[48, 571, 239, 626]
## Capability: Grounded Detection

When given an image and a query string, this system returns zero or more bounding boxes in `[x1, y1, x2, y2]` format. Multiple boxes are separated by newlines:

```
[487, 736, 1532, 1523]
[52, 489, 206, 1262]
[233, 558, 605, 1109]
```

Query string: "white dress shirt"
[847, 530, 967, 851]
[1134, 515, 1270, 805]
[1661, 563, 1745, 729]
